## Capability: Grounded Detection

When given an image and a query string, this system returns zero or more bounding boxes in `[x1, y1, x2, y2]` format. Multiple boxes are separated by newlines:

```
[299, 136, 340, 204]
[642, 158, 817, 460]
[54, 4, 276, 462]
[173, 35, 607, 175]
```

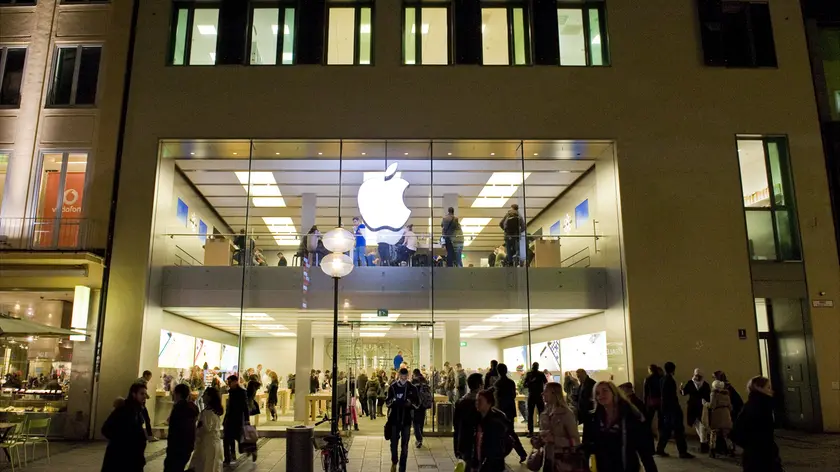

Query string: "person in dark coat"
[655, 362, 693, 458]
[357, 370, 369, 417]
[583, 381, 657, 472]
[266, 372, 280, 421]
[575, 368, 597, 425]
[619, 382, 659, 472]
[163, 383, 199, 472]
[453, 373, 483, 469]
[642, 364, 663, 431]
[476, 390, 514, 472]
[223, 375, 251, 465]
[490, 363, 527, 462]
[309, 369, 319, 394]
[524, 362, 548, 436]
[483, 360, 500, 390]
[101, 383, 148, 472]
[731, 376, 783, 472]
[682, 368, 711, 452]
[386, 368, 419, 472]
[246, 374, 262, 417]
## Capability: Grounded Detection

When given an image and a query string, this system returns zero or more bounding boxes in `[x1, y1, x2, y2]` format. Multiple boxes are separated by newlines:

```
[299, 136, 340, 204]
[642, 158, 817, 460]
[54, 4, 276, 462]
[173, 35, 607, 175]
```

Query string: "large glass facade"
[145, 139, 628, 434]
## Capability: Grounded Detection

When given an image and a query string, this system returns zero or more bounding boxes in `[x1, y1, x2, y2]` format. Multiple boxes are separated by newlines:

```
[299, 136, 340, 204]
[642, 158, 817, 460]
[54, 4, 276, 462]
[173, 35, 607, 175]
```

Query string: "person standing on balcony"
[500, 203, 526, 266]
[353, 217, 368, 266]
[441, 207, 459, 267]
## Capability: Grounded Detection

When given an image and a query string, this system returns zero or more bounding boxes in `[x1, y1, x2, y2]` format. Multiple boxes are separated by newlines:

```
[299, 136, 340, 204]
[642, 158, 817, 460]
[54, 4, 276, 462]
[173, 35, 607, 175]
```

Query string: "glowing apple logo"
[358, 163, 411, 232]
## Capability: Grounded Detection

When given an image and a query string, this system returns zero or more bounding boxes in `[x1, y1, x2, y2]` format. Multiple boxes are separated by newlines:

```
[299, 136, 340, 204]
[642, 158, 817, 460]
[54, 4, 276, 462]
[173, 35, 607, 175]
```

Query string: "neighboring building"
[0, 0, 130, 438]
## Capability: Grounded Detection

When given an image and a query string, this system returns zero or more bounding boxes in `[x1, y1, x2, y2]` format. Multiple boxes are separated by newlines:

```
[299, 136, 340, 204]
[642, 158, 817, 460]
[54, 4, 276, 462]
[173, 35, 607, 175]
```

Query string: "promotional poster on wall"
[158, 330, 195, 368]
[560, 331, 607, 372]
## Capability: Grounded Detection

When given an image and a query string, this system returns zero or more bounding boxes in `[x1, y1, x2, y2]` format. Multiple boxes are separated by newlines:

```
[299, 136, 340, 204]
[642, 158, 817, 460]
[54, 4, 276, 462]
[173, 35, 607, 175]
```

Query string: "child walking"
[708, 380, 734, 457]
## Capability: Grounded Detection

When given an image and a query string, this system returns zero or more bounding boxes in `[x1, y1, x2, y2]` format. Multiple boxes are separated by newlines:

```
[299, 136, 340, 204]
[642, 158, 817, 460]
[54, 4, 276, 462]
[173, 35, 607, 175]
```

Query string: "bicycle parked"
[312, 414, 349, 472]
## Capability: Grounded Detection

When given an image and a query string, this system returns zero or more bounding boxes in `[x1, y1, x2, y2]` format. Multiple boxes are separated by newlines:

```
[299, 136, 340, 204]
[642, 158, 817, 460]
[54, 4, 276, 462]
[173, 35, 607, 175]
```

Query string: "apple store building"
[142, 138, 628, 433]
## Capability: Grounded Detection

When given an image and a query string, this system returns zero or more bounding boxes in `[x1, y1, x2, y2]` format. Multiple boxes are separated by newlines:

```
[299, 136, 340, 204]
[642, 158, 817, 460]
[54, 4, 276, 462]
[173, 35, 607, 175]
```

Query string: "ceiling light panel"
[463, 325, 498, 332]
[360, 332, 386, 338]
[252, 197, 287, 207]
[235, 172, 276, 185]
[460, 332, 477, 338]
[484, 314, 527, 323]
[197, 25, 217, 35]
[254, 324, 287, 330]
[270, 332, 296, 337]
[228, 313, 273, 320]
[471, 172, 531, 208]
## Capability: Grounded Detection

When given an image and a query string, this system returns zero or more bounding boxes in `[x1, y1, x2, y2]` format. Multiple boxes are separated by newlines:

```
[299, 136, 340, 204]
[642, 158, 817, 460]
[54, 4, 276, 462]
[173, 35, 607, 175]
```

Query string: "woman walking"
[266, 372, 280, 421]
[582, 381, 657, 472]
[191, 386, 225, 472]
[732, 376, 782, 472]
[530, 383, 579, 471]
[708, 380, 734, 457]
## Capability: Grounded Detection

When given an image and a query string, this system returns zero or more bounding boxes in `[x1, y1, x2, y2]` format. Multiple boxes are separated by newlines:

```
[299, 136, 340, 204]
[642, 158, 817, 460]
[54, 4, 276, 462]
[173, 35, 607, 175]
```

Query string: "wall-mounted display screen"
[531, 341, 561, 372]
[560, 331, 607, 372]
[221, 344, 239, 372]
[176, 198, 189, 226]
[575, 199, 589, 229]
[158, 330, 195, 368]
[194, 338, 222, 369]
[503, 345, 528, 372]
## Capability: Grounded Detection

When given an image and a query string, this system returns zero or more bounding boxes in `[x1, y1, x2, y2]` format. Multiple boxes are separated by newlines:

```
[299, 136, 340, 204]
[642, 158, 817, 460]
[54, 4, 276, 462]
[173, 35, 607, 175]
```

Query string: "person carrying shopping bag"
[530, 383, 583, 471]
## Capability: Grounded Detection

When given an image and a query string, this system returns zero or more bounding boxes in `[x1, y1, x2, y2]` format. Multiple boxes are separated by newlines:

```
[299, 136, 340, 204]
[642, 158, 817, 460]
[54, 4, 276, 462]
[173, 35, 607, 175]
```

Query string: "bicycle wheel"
[331, 446, 347, 472]
[321, 451, 330, 471]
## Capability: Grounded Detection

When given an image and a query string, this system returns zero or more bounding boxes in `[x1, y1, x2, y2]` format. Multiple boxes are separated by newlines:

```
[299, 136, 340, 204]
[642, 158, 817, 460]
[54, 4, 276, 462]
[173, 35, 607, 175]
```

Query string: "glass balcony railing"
[0, 217, 102, 252]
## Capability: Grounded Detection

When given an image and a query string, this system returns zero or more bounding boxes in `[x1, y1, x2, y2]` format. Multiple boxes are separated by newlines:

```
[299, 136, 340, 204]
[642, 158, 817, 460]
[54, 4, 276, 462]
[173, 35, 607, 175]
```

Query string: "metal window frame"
[168, 2, 222, 66]
[479, 2, 531, 66]
[247, 2, 298, 66]
[326, 3, 374, 66]
[0, 46, 28, 107]
[0, 0, 38, 5]
[48, 44, 102, 107]
[402, 3, 452, 66]
[556, 2, 608, 67]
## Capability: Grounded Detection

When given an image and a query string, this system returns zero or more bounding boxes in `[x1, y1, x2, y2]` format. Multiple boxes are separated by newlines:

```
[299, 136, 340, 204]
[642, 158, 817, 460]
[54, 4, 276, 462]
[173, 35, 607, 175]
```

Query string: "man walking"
[135, 370, 156, 441]
[575, 368, 596, 425]
[499, 203, 526, 265]
[223, 375, 252, 465]
[524, 362, 548, 436]
[411, 368, 432, 448]
[386, 368, 419, 472]
[454, 373, 483, 469]
[683, 368, 712, 453]
[484, 360, 500, 390]
[163, 383, 199, 472]
[643, 364, 663, 436]
[101, 383, 148, 472]
[492, 363, 528, 462]
[657, 362, 694, 459]
[455, 363, 467, 399]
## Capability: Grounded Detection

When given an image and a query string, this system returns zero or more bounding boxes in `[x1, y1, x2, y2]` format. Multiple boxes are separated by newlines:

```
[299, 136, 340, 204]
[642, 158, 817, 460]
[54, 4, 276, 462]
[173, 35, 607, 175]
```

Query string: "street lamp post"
[320, 228, 355, 435]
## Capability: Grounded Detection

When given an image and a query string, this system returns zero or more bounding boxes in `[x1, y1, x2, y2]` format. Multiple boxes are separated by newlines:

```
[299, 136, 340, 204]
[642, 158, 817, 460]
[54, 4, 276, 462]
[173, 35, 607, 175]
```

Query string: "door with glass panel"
[31, 151, 89, 249]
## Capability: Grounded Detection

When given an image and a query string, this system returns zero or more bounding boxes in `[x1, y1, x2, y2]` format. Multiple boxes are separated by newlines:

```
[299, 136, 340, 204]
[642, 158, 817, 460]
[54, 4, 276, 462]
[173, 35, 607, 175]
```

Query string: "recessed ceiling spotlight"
[490, 153, 495, 156]
[447, 152, 452, 156]
[404, 152, 408, 156]
[233, 152, 238, 155]
[318, 152, 323, 155]
[190, 152, 195, 156]
[533, 153, 539, 156]
[275, 152, 280, 155]
[361, 152, 366, 155]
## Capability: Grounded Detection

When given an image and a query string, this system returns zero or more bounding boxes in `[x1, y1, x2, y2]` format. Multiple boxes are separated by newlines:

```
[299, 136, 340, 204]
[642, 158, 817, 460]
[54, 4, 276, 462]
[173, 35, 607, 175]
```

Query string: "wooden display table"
[306, 393, 332, 422]
[204, 238, 234, 266]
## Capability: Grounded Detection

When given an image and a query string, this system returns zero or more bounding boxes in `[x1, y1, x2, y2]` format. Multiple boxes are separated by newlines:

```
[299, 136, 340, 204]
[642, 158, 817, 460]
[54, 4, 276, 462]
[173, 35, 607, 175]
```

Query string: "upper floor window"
[481, 5, 529, 65]
[557, 3, 607, 66]
[737, 137, 800, 261]
[48, 45, 101, 107]
[0, 1, 37, 5]
[0, 47, 26, 107]
[403, 6, 450, 65]
[698, 0, 777, 67]
[60, 0, 110, 4]
[249, 6, 296, 65]
[327, 6, 373, 65]
[817, 27, 840, 121]
[170, 4, 219, 65]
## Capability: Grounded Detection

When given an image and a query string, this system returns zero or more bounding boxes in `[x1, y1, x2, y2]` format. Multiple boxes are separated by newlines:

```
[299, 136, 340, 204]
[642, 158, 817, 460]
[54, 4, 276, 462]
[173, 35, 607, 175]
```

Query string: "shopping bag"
[589, 454, 597, 472]
[454, 459, 466, 472]
[556, 446, 588, 472]
[526, 448, 544, 471]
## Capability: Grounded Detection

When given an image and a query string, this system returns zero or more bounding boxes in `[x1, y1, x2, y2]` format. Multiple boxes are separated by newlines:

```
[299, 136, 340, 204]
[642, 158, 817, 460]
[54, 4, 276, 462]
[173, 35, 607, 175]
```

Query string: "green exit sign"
[377, 308, 388, 317]
[460, 341, 467, 347]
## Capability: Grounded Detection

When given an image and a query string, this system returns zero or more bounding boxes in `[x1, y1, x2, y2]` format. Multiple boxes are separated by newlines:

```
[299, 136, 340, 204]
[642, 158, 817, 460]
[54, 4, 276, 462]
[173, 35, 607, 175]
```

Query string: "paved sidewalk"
[9, 432, 839, 472]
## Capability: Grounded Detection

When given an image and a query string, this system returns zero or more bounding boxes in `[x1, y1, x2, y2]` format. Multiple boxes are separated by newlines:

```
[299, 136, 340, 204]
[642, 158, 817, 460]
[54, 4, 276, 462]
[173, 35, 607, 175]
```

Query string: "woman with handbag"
[530, 383, 581, 472]
[582, 381, 656, 472]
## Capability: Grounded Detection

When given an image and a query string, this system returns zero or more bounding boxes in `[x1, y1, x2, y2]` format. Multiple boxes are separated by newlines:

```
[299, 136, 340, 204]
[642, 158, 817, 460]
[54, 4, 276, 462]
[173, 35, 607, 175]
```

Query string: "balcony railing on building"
[0, 218, 101, 252]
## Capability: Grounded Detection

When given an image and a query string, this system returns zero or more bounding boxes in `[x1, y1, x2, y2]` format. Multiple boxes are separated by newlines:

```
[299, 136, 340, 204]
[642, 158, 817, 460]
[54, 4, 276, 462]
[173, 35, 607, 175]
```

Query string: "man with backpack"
[499, 203, 526, 266]
[524, 362, 548, 437]
[386, 368, 420, 472]
[411, 369, 432, 448]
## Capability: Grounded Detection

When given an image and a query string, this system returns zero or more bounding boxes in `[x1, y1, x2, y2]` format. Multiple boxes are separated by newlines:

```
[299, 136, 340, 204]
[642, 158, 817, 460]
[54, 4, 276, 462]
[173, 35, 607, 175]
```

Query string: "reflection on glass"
[774, 210, 800, 260]
[737, 140, 770, 208]
[251, 8, 279, 65]
[482, 8, 509, 65]
[745, 211, 776, 260]
[191, 9, 219, 65]
[359, 8, 372, 65]
[558, 9, 586, 66]
[819, 27, 840, 121]
[328, 8, 356, 65]
[766, 141, 789, 206]
[512, 8, 527, 65]
[173, 8, 189, 65]
[282, 8, 296, 65]
[588, 8, 604, 66]
[404, 8, 417, 64]
[422, 8, 448, 65]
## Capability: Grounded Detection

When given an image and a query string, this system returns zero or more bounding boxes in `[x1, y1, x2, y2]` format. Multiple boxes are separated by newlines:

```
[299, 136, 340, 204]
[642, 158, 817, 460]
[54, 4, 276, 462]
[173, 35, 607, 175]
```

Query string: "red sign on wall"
[38, 172, 85, 247]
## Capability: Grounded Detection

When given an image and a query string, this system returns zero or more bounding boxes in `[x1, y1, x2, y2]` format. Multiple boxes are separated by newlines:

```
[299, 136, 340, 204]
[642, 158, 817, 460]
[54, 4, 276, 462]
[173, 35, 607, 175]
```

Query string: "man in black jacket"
[101, 383, 148, 472]
[499, 203, 526, 265]
[454, 373, 483, 468]
[643, 364, 663, 433]
[483, 360, 500, 390]
[223, 375, 252, 465]
[386, 368, 419, 472]
[492, 363, 527, 462]
[163, 383, 199, 472]
[575, 368, 597, 425]
[682, 368, 711, 453]
[476, 390, 516, 471]
[656, 362, 694, 459]
[524, 362, 548, 436]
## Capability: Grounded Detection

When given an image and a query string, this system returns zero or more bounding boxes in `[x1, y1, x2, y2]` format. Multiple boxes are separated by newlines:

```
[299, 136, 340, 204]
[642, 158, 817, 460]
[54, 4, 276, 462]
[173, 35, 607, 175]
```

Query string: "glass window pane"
[775, 210, 801, 261]
[422, 8, 448, 65]
[588, 8, 604, 66]
[759, 339, 770, 378]
[172, 8, 189, 65]
[190, 8, 219, 65]
[328, 8, 356, 65]
[737, 139, 771, 208]
[766, 140, 791, 207]
[0, 48, 25, 106]
[0, 152, 8, 212]
[250, 8, 279, 65]
[745, 211, 776, 260]
[754, 299, 769, 332]
[557, 9, 586, 66]
[51, 48, 77, 105]
[282, 8, 296, 65]
[482, 8, 509, 65]
[58, 153, 88, 248]
[512, 8, 526, 65]
[818, 27, 840, 121]
[358, 8, 372, 65]
[75, 47, 101, 105]
[404, 8, 416, 64]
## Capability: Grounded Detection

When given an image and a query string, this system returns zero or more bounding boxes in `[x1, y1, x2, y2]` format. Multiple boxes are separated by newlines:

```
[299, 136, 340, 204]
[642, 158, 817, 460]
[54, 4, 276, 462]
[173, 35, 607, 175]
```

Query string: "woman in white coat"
[190, 386, 225, 472]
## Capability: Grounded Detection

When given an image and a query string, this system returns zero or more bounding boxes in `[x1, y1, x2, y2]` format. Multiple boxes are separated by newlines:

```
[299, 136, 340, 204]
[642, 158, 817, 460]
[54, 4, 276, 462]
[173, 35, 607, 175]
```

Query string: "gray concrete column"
[419, 327, 432, 370]
[313, 337, 325, 373]
[294, 320, 313, 422]
[443, 320, 460, 366]
[301, 193, 317, 235]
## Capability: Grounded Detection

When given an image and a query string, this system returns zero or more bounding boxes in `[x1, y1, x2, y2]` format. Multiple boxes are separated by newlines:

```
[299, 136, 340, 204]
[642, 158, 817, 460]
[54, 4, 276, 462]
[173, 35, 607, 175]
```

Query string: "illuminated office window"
[327, 6, 373, 65]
